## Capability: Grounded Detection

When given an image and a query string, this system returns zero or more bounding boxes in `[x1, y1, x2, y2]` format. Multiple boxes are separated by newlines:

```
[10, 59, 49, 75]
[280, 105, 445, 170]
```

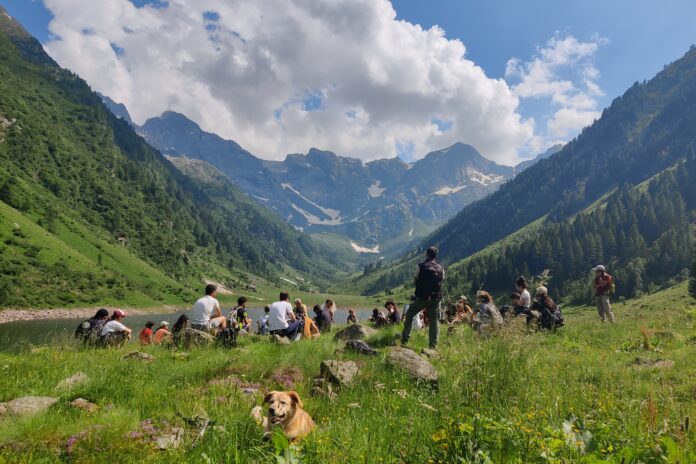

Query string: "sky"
[2, 0, 695, 165]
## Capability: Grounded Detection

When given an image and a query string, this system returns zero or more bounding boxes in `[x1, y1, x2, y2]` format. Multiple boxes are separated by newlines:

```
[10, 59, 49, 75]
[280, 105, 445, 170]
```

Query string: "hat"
[535, 286, 548, 296]
[113, 309, 127, 318]
[160, 321, 170, 327]
[592, 265, 606, 272]
[458, 295, 468, 302]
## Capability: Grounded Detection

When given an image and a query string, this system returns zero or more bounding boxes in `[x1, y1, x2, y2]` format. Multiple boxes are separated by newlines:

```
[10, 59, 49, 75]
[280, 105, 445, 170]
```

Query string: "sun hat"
[535, 286, 548, 296]
[592, 265, 606, 272]
[113, 309, 127, 318]
[160, 321, 170, 327]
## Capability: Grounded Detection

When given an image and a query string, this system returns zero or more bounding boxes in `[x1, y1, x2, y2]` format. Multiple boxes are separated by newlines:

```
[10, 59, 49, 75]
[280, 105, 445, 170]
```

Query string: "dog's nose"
[269, 407, 276, 415]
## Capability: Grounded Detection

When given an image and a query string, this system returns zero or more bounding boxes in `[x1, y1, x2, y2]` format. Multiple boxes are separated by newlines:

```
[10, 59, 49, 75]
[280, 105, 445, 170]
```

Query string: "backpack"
[74, 320, 91, 340]
[217, 327, 237, 349]
[608, 279, 616, 296]
[415, 260, 444, 300]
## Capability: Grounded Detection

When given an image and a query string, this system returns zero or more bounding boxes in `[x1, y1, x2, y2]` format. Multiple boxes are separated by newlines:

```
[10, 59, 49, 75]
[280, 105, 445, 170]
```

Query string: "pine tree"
[689, 253, 696, 299]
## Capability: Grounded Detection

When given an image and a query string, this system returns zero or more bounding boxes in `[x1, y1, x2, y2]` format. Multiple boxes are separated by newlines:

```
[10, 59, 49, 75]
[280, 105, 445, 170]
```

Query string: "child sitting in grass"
[139, 321, 155, 345]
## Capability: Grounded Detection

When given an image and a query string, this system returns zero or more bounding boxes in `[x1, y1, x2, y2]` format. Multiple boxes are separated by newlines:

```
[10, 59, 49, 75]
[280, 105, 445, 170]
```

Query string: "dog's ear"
[263, 391, 276, 405]
[287, 391, 303, 409]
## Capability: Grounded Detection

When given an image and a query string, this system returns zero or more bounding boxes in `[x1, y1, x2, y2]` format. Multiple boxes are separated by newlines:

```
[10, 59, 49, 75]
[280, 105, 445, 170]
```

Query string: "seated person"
[450, 296, 473, 324]
[298, 305, 320, 339]
[313, 305, 332, 333]
[369, 308, 389, 328]
[473, 291, 504, 333]
[171, 314, 189, 347]
[385, 300, 402, 324]
[153, 321, 172, 344]
[268, 292, 303, 340]
[139, 321, 155, 345]
[257, 306, 271, 335]
[346, 308, 358, 324]
[231, 296, 252, 333]
[100, 310, 132, 347]
[75, 308, 109, 345]
[190, 284, 227, 334]
[531, 287, 564, 330]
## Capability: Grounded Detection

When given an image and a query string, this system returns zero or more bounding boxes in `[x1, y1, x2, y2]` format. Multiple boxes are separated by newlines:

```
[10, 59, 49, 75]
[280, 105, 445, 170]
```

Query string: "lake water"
[0, 308, 376, 352]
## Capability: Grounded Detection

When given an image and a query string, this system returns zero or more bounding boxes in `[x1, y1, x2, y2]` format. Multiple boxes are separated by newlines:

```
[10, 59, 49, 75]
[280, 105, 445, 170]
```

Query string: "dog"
[251, 390, 315, 441]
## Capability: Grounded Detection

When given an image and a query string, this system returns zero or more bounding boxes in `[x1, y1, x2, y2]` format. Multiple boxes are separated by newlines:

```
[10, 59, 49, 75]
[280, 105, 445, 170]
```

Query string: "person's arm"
[287, 307, 296, 321]
[213, 301, 222, 318]
[413, 265, 420, 284]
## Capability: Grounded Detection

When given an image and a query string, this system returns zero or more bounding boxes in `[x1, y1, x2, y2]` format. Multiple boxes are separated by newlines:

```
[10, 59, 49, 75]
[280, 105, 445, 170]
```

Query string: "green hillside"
[0, 9, 340, 308]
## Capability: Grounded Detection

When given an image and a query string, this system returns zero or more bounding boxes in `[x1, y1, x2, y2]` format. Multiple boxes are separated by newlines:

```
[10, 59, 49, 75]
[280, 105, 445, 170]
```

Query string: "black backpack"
[415, 260, 444, 300]
[217, 327, 237, 349]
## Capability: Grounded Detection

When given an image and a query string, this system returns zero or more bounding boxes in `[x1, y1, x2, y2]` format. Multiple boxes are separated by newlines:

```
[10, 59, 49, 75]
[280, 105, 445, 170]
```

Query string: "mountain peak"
[0, 5, 57, 66]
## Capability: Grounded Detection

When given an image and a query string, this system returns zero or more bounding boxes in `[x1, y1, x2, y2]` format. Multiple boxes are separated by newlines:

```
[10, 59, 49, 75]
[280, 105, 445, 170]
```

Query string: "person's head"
[145, 321, 155, 329]
[93, 308, 109, 320]
[294, 298, 302, 307]
[515, 276, 528, 290]
[279, 291, 290, 302]
[348, 308, 356, 315]
[425, 246, 438, 261]
[313, 304, 321, 314]
[510, 292, 520, 304]
[159, 321, 170, 329]
[173, 314, 189, 331]
[205, 284, 217, 297]
[476, 291, 492, 303]
[264, 306, 270, 313]
[297, 304, 307, 316]
[325, 299, 334, 308]
[535, 286, 549, 298]
[237, 296, 247, 307]
[384, 299, 396, 310]
[112, 309, 127, 321]
[593, 265, 606, 275]
[458, 295, 468, 304]
[372, 308, 380, 316]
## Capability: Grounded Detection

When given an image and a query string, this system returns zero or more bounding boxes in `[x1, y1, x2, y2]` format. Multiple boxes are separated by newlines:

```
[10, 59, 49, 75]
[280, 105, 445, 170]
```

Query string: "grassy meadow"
[0, 283, 694, 463]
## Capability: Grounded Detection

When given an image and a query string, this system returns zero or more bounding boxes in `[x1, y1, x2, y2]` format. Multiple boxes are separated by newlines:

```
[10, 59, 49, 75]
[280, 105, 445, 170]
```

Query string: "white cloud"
[506, 34, 607, 140]
[41, 0, 535, 164]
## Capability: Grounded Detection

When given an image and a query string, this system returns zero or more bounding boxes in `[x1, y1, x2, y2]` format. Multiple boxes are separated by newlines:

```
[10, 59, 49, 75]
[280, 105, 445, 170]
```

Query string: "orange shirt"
[302, 316, 319, 339]
[153, 328, 171, 344]
[139, 328, 152, 345]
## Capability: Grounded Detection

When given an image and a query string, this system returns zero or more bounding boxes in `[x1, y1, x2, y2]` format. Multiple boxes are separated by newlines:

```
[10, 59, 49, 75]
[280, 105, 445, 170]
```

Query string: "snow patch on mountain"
[368, 181, 386, 198]
[433, 185, 466, 196]
[468, 171, 505, 186]
[351, 242, 380, 254]
[282, 183, 341, 222]
[291, 204, 343, 226]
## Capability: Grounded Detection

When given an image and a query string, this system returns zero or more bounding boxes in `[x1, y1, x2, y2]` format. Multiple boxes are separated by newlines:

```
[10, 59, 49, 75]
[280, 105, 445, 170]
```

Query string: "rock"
[183, 328, 215, 348]
[155, 426, 185, 450]
[124, 351, 156, 362]
[334, 324, 377, 341]
[56, 372, 89, 391]
[273, 334, 291, 345]
[0, 396, 58, 418]
[311, 378, 337, 401]
[320, 360, 359, 387]
[387, 347, 438, 384]
[632, 357, 675, 369]
[345, 340, 378, 356]
[420, 348, 439, 359]
[70, 398, 98, 413]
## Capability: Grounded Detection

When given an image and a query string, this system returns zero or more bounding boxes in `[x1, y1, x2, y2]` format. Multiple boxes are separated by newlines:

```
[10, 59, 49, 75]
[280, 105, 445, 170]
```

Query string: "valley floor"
[0, 283, 694, 463]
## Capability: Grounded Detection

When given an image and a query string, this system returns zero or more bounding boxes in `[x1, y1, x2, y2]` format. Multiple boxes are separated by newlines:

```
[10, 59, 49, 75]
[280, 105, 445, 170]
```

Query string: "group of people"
[258, 292, 338, 341]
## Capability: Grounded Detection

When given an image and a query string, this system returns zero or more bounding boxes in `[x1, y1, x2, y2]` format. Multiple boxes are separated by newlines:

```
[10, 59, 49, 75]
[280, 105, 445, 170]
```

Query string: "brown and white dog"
[251, 391, 315, 441]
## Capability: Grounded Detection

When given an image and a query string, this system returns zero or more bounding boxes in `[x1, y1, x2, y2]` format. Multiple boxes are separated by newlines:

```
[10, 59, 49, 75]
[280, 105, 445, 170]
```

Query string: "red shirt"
[139, 328, 153, 345]
[595, 273, 613, 295]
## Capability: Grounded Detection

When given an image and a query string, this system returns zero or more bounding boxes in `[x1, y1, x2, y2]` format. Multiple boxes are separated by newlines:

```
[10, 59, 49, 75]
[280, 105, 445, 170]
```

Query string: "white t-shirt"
[519, 289, 531, 309]
[268, 301, 294, 332]
[190, 295, 220, 326]
[101, 320, 128, 336]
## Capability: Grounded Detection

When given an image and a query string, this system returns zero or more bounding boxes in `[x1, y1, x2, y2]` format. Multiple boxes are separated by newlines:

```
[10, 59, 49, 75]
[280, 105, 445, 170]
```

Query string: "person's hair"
[348, 308, 356, 314]
[313, 304, 321, 313]
[297, 304, 306, 316]
[237, 296, 247, 306]
[205, 284, 217, 296]
[426, 246, 438, 260]
[325, 299, 334, 307]
[145, 321, 155, 329]
[264, 306, 270, 313]
[477, 291, 493, 303]
[510, 292, 521, 300]
[279, 291, 290, 301]
[372, 308, 380, 315]
[173, 314, 189, 332]
[515, 276, 528, 289]
[93, 308, 109, 320]
[384, 299, 395, 309]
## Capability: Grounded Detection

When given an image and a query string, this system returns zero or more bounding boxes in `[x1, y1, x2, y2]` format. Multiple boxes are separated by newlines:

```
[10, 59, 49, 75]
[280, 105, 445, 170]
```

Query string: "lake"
[0, 307, 377, 352]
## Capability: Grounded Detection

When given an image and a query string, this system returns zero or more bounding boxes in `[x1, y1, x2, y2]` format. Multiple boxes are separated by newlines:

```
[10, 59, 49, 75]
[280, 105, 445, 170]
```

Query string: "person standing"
[268, 292, 302, 340]
[401, 246, 445, 349]
[190, 284, 227, 333]
[593, 265, 616, 323]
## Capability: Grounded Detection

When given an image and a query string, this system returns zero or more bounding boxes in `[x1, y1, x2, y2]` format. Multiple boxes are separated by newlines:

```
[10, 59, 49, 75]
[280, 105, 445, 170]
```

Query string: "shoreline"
[0, 306, 185, 325]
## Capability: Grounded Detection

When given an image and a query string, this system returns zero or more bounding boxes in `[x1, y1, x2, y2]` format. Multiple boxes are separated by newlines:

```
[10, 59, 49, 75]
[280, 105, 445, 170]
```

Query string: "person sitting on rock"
[190, 284, 227, 334]
[369, 308, 389, 328]
[268, 291, 303, 341]
[531, 286, 564, 330]
[139, 321, 155, 345]
[257, 306, 271, 335]
[346, 308, 358, 324]
[385, 299, 402, 324]
[171, 314, 189, 347]
[323, 299, 337, 323]
[100, 309, 132, 347]
[74, 308, 109, 345]
[231, 296, 252, 333]
[472, 291, 503, 333]
[298, 305, 320, 340]
[153, 321, 171, 344]
[314, 304, 333, 333]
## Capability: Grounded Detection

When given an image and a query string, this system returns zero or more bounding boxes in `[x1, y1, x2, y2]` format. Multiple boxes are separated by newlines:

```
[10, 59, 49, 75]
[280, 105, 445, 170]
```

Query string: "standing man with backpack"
[593, 265, 616, 323]
[401, 246, 445, 349]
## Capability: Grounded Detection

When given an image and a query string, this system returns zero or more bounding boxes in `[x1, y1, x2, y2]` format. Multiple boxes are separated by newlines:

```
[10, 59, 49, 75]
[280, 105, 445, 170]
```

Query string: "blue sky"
[2, 0, 695, 163]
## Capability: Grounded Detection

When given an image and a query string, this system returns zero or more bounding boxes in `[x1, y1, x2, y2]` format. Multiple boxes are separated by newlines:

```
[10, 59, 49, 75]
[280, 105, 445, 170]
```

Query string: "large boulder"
[345, 340, 378, 356]
[387, 347, 438, 384]
[56, 372, 89, 391]
[0, 396, 58, 418]
[182, 328, 215, 348]
[320, 360, 359, 387]
[334, 324, 377, 341]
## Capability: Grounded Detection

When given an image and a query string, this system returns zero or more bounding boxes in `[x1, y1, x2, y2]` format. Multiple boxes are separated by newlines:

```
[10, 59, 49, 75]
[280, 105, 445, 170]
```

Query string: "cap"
[113, 309, 127, 318]
[160, 321, 170, 326]
[593, 265, 606, 272]
[535, 286, 548, 295]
